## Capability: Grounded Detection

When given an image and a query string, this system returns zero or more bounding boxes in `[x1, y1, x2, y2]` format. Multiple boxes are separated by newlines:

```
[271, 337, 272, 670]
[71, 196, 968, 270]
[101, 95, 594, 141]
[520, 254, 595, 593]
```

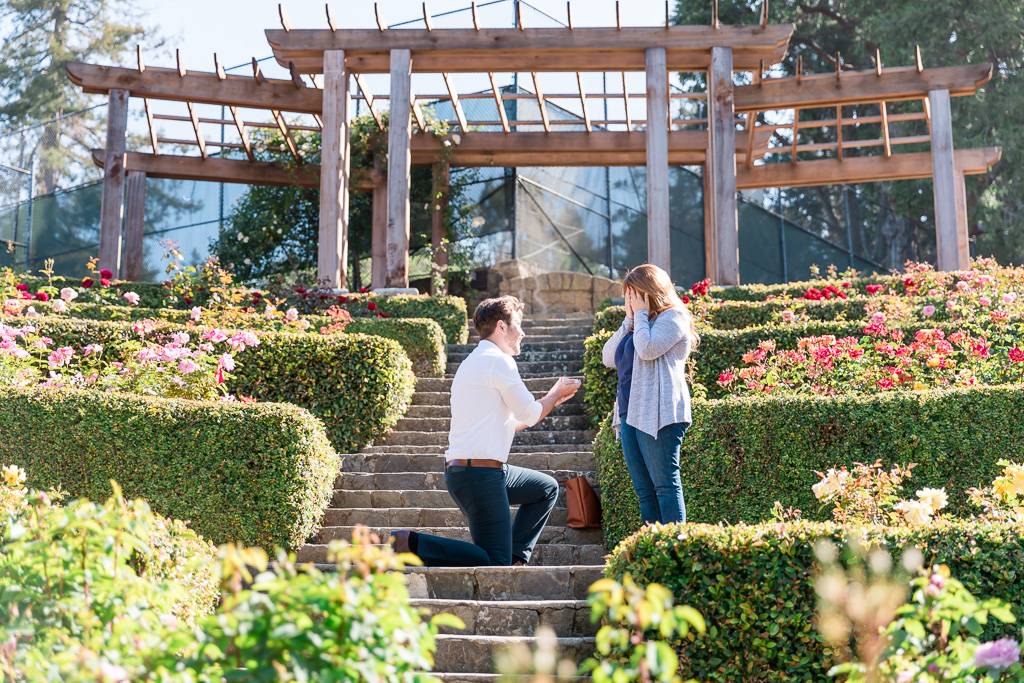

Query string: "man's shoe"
[389, 529, 412, 554]
[512, 557, 527, 567]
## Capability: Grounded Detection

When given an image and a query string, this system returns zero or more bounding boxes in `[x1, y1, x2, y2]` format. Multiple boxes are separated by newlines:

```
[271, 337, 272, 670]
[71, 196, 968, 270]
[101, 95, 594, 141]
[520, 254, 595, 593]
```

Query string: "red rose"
[690, 278, 710, 297]
[717, 371, 736, 386]
[15, 283, 28, 292]
[20, 291, 32, 300]
[865, 284, 884, 295]
[1009, 348, 1024, 363]
[100, 278, 111, 287]
[99, 269, 113, 279]
[842, 281, 851, 288]
[358, 287, 369, 294]
[81, 277, 93, 288]
[34, 291, 49, 302]
[337, 295, 348, 303]
[379, 311, 389, 318]
[183, 296, 192, 305]
[295, 286, 307, 295]
[367, 302, 377, 311]
[216, 367, 225, 384]
[681, 294, 691, 304]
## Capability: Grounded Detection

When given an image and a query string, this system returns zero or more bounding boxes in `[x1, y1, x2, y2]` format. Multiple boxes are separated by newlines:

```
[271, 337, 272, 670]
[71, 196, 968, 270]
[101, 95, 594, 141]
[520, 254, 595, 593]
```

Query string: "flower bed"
[0, 385, 338, 550]
[593, 384, 1024, 548]
[25, 317, 415, 452]
[604, 520, 1024, 682]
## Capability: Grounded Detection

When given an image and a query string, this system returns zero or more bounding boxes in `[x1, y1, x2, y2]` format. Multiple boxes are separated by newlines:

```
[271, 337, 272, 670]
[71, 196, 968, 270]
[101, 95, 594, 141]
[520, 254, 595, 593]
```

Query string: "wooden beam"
[576, 72, 592, 132]
[929, 88, 968, 271]
[229, 106, 255, 161]
[121, 170, 146, 281]
[708, 46, 739, 286]
[371, 154, 387, 289]
[386, 49, 412, 288]
[319, 49, 350, 289]
[488, 72, 510, 133]
[66, 61, 323, 113]
[143, 99, 159, 154]
[532, 72, 551, 133]
[410, 97, 426, 131]
[880, 100, 892, 157]
[98, 88, 128, 277]
[354, 73, 383, 129]
[186, 102, 207, 158]
[431, 161, 450, 292]
[621, 72, 631, 130]
[265, 25, 794, 73]
[270, 109, 301, 162]
[645, 47, 670, 272]
[736, 147, 1000, 189]
[442, 72, 468, 131]
[735, 63, 992, 112]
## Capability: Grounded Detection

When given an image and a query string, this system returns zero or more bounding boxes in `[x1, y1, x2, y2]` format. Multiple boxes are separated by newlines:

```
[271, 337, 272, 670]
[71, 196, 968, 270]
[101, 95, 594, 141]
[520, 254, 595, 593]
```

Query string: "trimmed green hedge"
[606, 520, 1024, 681]
[295, 293, 468, 345]
[29, 317, 415, 453]
[594, 384, 1024, 549]
[29, 302, 446, 377]
[713, 274, 902, 302]
[0, 386, 338, 551]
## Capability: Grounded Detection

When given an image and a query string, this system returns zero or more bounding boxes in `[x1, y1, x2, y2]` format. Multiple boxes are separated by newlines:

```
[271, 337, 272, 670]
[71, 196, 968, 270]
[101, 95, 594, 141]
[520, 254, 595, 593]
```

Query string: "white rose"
[59, 287, 78, 302]
[916, 487, 948, 513]
[894, 499, 933, 526]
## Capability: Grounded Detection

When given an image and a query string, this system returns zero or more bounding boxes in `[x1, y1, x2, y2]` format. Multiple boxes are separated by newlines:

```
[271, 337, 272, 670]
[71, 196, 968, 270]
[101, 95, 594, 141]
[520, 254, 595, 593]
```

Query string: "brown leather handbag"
[565, 476, 602, 529]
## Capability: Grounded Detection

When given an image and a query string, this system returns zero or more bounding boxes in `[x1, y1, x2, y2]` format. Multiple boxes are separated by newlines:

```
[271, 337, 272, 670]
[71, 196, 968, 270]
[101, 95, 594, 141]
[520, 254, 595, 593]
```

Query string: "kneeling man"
[392, 296, 579, 566]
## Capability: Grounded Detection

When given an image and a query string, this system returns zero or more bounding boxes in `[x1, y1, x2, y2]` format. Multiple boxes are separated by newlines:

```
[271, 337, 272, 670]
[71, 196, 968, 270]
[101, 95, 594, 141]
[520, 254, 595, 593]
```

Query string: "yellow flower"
[1004, 463, 1024, 495]
[926, 355, 941, 369]
[2, 465, 25, 488]
[913, 382, 927, 391]
[994, 477, 1016, 501]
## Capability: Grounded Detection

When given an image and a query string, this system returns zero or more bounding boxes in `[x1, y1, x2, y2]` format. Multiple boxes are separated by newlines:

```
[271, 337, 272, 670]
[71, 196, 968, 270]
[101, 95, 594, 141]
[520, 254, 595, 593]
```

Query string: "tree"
[0, 0, 160, 193]
[674, 0, 1024, 269]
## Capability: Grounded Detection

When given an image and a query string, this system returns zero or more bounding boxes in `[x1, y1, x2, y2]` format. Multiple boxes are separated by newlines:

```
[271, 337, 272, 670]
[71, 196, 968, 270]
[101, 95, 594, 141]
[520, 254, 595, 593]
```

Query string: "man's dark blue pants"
[410, 464, 559, 566]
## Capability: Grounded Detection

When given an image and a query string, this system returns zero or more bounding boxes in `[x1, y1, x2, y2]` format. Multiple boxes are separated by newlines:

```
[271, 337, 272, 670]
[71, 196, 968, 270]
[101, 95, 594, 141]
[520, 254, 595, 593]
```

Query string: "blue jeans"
[620, 421, 689, 524]
[412, 464, 558, 566]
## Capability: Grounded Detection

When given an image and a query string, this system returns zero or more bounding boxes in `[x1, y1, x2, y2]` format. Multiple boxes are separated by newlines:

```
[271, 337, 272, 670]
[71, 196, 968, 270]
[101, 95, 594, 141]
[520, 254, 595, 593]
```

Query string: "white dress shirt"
[446, 339, 543, 462]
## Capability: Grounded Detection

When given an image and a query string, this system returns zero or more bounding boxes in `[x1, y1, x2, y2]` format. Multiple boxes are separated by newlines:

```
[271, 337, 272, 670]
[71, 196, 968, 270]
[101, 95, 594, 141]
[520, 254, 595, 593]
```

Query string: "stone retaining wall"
[498, 268, 620, 315]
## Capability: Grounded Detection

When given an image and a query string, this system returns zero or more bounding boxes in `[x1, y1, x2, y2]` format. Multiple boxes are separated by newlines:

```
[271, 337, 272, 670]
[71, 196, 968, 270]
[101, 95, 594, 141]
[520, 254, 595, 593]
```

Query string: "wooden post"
[645, 47, 670, 272]
[371, 153, 387, 289]
[702, 168, 715, 280]
[929, 88, 969, 270]
[319, 49, 350, 289]
[386, 49, 413, 288]
[431, 161, 450, 293]
[120, 170, 146, 281]
[708, 46, 740, 285]
[98, 88, 129, 277]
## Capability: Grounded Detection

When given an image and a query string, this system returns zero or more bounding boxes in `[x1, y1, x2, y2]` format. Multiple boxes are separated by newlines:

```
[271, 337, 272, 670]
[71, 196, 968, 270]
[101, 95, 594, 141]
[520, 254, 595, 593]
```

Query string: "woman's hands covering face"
[625, 288, 648, 314]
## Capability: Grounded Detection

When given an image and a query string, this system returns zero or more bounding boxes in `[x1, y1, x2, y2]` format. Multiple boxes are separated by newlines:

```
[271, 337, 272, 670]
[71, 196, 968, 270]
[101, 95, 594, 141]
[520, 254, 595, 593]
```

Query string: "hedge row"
[29, 302, 446, 377]
[594, 384, 1024, 549]
[0, 386, 338, 551]
[594, 298, 873, 334]
[713, 273, 904, 302]
[605, 520, 1024, 681]
[30, 317, 415, 453]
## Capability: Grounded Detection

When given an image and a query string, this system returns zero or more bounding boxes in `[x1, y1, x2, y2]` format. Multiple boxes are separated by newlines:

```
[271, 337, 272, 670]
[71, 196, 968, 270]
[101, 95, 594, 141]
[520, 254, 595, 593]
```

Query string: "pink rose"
[921, 305, 936, 318]
[47, 346, 74, 368]
[979, 295, 992, 308]
[177, 359, 199, 374]
[50, 300, 67, 314]
[190, 306, 202, 321]
[122, 291, 140, 306]
[59, 287, 78, 302]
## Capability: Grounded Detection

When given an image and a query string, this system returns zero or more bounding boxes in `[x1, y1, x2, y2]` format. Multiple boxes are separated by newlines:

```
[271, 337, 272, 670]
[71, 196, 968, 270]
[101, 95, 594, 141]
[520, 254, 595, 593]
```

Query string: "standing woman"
[601, 264, 698, 524]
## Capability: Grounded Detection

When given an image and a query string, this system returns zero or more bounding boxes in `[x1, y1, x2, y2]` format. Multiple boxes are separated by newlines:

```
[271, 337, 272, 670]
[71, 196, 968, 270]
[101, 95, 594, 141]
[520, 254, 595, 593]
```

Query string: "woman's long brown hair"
[623, 264, 700, 352]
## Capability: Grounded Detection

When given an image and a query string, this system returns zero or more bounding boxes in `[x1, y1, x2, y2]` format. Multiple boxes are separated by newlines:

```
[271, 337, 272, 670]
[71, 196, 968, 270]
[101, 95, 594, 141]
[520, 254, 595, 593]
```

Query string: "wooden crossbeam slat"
[271, 110, 301, 162]
[576, 72, 592, 132]
[354, 73, 383, 129]
[880, 100, 892, 157]
[442, 72, 468, 131]
[159, 137, 245, 150]
[621, 72, 631, 129]
[836, 104, 843, 160]
[531, 72, 551, 133]
[186, 102, 206, 157]
[144, 99, 158, 154]
[488, 73, 510, 133]
[229, 105, 255, 161]
[152, 112, 319, 132]
[411, 97, 426, 131]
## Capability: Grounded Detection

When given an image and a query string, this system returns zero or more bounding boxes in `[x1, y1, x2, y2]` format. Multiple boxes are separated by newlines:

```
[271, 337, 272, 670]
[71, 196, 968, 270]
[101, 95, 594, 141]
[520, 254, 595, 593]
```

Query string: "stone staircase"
[298, 316, 603, 679]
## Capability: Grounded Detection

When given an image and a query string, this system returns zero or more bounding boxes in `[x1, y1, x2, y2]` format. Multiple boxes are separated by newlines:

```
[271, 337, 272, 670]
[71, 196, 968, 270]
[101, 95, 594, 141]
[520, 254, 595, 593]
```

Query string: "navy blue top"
[615, 331, 635, 419]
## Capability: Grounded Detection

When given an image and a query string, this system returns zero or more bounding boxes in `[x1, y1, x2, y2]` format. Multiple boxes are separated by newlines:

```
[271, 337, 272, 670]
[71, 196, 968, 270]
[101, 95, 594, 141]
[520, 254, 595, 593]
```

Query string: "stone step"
[315, 525, 603, 546]
[434, 635, 595, 674]
[447, 349, 585, 364]
[379, 430, 595, 447]
[471, 325, 591, 336]
[332, 488, 576, 508]
[335, 470, 595, 491]
[446, 362, 583, 379]
[468, 334, 588, 344]
[406, 565, 603, 601]
[434, 675, 587, 682]
[405, 404, 586, 419]
[417, 377, 582, 393]
[415, 599, 597, 636]
[362, 444, 593, 455]
[342, 451, 595, 473]
[395, 414, 590, 432]
[448, 340, 585, 353]
[321, 506, 570, 527]
[412, 391, 584, 407]
[299, 543, 605, 567]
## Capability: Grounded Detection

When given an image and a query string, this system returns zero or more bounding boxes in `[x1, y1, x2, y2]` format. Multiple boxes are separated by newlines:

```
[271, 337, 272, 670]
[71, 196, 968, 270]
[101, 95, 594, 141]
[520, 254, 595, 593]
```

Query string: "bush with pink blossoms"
[0, 320, 254, 401]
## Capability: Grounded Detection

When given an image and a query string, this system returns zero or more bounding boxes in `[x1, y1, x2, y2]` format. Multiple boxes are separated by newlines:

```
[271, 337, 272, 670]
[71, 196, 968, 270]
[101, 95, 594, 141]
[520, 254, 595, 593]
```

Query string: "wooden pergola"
[69, 3, 999, 287]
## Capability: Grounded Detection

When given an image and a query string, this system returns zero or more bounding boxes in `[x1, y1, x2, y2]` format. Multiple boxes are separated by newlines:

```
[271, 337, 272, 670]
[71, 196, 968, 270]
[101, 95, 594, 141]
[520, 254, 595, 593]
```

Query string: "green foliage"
[582, 575, 706, 683]
[289, 292, 469, 345]
[594, 384, 1024, 547]
[346, 317, 447, 377]
[0, 384, 338, 550]
[605, 520, 1024, 681]
[0, 479, 219, 680]
[27, 316, 416, 452]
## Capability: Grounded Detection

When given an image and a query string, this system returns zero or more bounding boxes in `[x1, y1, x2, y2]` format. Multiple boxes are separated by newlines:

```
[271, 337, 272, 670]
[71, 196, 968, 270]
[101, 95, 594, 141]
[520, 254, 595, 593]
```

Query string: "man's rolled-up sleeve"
[492, 357, 543, 426]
